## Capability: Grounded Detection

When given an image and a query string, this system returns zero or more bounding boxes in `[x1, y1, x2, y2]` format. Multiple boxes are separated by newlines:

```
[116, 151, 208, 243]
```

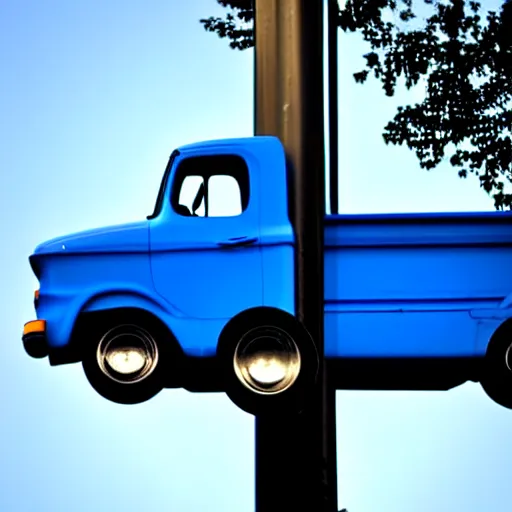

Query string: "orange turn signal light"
[34, 289, 40, 300]
[23, 319, 46, 336]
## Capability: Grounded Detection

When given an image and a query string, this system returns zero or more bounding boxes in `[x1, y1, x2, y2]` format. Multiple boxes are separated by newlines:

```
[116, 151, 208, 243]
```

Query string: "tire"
[480, 322, 512, 409]
[217, 308, 319, 416]
[82, 312, 166, 405]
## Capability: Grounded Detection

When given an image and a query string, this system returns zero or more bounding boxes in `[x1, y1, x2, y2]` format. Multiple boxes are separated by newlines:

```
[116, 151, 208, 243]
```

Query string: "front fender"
[81, 288, 174, 316]
[45, 283, 233, 363]
[47, 283, 185, 354]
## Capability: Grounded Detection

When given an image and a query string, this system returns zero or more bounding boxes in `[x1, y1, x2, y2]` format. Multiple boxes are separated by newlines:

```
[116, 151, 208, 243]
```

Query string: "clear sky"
[1, 1, 511, 511]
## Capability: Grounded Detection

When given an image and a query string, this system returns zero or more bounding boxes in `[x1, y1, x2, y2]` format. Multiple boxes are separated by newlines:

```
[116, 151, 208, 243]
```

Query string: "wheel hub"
[97, 325, 159, 384]
[233, 326, 301, 395]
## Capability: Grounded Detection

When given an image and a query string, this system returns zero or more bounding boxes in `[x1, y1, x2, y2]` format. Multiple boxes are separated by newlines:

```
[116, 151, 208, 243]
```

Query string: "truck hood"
[33, 220, 149, 256]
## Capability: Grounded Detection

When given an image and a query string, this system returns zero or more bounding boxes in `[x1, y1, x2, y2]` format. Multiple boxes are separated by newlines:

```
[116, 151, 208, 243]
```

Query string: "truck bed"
[323, 211, 512, 362]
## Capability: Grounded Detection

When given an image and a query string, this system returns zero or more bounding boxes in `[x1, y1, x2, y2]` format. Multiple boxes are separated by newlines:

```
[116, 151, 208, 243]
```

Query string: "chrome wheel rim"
[233, 326, 301, 395]
[96, 324, 159, 384]
[505, 342, 512, 372]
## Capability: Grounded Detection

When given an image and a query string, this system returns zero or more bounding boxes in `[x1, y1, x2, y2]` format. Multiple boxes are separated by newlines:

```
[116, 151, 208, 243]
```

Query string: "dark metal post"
[328, 0, 339, 215]
[325, 4, 339, 505]
[253, 1, 337, 511]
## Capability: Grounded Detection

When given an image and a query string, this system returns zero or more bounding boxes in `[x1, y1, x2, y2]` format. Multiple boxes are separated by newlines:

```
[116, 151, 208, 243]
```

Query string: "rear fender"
[472, 295, 512, 355]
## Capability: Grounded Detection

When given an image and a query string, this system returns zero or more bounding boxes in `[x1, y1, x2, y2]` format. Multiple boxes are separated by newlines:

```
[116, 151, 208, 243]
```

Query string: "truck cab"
[147, 137, 295, 337]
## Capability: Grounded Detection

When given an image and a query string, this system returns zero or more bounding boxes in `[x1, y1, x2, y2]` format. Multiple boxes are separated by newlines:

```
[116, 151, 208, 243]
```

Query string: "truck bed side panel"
[324, 212, 512, 358]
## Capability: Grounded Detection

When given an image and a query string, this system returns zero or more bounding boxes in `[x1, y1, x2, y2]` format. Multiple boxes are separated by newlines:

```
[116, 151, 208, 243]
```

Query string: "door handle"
[217, 236, 259, 248]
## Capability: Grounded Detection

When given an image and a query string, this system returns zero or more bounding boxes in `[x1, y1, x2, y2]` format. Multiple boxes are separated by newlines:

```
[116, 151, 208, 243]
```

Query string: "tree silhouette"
[201, 0, 512, 210]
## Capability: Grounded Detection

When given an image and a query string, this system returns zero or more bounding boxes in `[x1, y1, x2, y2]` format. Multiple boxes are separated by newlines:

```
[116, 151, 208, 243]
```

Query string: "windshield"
[147, 149, 180, 220]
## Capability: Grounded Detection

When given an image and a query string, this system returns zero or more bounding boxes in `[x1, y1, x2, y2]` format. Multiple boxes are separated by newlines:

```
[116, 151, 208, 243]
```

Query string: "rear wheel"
[82, 314, 166, 405]
[480, 322, 512, 409]
[218, 308, 319, 416]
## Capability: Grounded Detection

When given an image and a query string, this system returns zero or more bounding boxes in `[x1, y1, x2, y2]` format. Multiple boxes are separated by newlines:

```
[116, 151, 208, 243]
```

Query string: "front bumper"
[22, 320, 48, 359]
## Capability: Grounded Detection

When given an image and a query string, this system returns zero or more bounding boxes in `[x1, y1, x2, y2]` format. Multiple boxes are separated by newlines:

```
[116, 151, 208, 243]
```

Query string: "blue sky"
[1, 1, 511, 511]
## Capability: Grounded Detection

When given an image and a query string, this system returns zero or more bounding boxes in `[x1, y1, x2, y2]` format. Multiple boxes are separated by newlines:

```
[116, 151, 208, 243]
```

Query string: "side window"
[209, 175, 242, 217]
[172, 155, 250, 218]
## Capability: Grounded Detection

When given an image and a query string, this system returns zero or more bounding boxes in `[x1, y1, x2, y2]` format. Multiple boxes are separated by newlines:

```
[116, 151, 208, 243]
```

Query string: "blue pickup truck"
[22, 136, 512, 414]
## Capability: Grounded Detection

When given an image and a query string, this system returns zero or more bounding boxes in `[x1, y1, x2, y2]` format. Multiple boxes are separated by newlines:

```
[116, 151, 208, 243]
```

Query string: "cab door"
[149, 149, 263, 320]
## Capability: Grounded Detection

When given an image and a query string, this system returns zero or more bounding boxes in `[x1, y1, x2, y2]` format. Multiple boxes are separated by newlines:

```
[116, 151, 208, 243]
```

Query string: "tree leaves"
[200, 1, 254, 50]
[200, 0, 512, 210]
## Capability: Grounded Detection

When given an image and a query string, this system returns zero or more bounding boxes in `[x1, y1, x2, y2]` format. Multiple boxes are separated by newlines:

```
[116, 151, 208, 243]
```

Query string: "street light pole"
[328, 0, 339, 215]
[253, 1, 337, 510]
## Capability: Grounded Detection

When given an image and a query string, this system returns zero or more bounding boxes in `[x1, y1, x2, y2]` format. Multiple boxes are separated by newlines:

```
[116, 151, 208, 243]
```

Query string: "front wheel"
[480, 322, 512, 409]
[82, 317, 165, 405]
[218, 309, 319, 416]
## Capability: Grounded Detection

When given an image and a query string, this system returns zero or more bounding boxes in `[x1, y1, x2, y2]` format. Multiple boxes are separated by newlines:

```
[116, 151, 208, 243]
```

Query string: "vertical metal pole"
[325, 5, 339, 506]
[328, 0, 339, 215]
[253, 1, 337, 511]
